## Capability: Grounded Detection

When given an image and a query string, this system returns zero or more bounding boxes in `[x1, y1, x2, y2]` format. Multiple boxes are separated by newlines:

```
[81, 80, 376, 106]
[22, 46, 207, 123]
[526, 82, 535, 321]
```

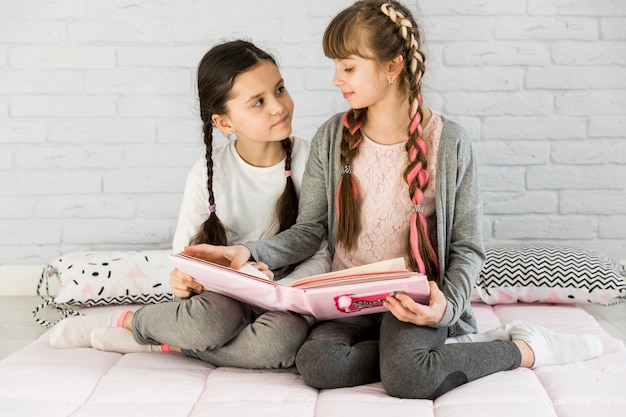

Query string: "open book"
[170, 253, 430, 320]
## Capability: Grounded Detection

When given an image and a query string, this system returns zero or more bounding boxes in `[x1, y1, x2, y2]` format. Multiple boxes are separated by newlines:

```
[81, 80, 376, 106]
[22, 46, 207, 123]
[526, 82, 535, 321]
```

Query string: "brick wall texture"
[1, 0, 625, 264]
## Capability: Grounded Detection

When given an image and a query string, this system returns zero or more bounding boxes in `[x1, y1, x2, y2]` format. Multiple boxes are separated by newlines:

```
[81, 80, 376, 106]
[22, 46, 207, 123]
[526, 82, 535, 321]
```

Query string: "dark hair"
[189, 40, 298, 246]
[324, 1, 439, 279]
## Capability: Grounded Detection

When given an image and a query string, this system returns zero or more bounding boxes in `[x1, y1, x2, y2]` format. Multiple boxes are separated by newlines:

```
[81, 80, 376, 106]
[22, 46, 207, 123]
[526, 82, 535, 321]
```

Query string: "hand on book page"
[183, 244, 252, 271]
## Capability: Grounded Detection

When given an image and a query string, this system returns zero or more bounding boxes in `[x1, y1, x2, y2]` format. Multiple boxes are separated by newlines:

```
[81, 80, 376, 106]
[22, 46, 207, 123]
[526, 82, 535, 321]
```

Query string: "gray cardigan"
[245, 112, 485, 335]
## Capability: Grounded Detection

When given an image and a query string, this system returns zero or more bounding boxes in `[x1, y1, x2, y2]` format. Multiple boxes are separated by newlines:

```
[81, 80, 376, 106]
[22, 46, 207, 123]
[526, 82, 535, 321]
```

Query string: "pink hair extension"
[407, 161, 428, 189]
[341, 111, 363, 149]
[335, 177, 343, 219]
[409, 199, 440, 274]
[408, 139, 427, 164]
[410, 98, 419, 119]
[409, 214, 425, 273]
[412, 187, 424, 204]
[341, 111, 363, 136]
[409, 111, 421, 135]
[410, 210, 440, 271]
[407, 97, 439, 274]
[414, 194, 438, 263]
[341, 111, 350, 128]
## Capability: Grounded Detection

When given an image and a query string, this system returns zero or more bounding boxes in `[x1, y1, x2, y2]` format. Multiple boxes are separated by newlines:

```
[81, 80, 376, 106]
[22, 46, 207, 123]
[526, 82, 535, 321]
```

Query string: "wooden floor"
[1, 296, 625, 361]
[0, 296, 48, 360]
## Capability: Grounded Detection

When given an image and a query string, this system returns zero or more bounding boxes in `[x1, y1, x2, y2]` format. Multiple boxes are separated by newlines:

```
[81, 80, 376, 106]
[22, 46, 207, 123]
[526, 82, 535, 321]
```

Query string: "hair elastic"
[412, 204, 424, 213]
[209, 204, 216, 213]
[284, 170, 292, 178]
[341, 165, 352, 175]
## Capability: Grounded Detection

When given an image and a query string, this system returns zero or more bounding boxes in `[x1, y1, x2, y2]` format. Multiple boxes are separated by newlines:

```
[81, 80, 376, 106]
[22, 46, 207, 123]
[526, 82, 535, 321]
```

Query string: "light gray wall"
[1, 0, 625, 265]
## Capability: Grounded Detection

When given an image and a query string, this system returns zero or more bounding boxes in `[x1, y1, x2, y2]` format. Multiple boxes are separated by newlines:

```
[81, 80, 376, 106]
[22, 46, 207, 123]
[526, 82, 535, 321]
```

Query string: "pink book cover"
[170, 253, 430, 320]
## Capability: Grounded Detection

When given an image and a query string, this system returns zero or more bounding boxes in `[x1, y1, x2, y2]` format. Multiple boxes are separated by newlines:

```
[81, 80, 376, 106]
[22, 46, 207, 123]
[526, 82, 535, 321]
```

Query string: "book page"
[289, 257, 408, 287]
[174, 253, 409, 287]
[238, 262, 272, 280]
[173, 253, 271, 282]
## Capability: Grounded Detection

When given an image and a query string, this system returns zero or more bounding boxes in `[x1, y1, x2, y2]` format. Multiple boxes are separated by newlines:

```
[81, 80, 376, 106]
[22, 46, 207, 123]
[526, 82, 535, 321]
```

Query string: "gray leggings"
[132, 291, 308, 369]
[295, 312, 521, 399]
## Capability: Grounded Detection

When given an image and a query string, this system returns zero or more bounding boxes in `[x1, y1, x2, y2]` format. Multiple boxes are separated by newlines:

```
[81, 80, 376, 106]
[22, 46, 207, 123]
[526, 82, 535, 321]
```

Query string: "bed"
[2, 244, 626, 417]
[1, 302, 626, 417]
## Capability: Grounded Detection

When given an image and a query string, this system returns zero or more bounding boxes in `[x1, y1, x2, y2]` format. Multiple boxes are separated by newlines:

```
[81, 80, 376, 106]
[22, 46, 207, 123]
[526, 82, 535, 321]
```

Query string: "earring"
[388, 78, 394, 85]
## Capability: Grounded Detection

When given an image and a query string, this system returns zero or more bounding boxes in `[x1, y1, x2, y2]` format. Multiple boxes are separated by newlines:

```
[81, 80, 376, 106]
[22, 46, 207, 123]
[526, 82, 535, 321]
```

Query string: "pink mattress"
[1, 303, 625, 417]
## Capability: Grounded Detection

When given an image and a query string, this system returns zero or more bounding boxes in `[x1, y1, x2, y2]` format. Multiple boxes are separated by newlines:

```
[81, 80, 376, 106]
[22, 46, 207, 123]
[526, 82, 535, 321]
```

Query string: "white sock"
[454, 320, 522, 343]
[511, 322, 603, 369]
[475, 320, 522, 342]
[49, 310, 128, 349]
[91, 327, 164, 353]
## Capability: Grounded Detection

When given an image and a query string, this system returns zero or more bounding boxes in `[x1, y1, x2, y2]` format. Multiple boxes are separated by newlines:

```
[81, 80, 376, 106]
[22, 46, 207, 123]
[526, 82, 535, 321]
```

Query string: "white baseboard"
[0, 265, 44, 295]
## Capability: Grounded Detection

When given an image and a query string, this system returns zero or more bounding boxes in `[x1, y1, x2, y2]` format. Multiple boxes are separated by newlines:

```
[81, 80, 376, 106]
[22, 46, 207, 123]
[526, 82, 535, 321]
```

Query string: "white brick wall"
[1, 0, 625, 265]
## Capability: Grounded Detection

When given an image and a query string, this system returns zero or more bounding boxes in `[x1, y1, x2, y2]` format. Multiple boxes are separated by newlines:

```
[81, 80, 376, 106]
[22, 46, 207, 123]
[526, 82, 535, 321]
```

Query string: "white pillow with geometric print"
[40, 250, 174, 307]
[471, 244, 626, 305]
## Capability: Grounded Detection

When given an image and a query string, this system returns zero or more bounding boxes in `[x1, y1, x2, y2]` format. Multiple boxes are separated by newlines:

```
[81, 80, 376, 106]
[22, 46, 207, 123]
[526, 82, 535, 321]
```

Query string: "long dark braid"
[272, 137, 301, 277]
[275, 138, 299, 233]
[189, 120, 227, 245]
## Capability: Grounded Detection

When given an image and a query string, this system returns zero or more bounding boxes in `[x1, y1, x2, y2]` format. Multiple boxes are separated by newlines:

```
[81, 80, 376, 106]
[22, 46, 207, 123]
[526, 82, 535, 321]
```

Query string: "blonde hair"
[324, 1, 439, 279]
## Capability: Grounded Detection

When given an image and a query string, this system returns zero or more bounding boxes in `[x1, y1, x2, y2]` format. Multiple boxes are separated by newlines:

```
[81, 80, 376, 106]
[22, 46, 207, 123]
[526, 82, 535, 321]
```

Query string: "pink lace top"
[332, 112, 443, 271]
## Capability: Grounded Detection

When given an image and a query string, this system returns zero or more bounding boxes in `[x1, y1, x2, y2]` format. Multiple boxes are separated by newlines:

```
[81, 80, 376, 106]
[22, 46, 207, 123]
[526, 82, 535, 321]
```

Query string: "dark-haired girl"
[49, 40, 331, 369]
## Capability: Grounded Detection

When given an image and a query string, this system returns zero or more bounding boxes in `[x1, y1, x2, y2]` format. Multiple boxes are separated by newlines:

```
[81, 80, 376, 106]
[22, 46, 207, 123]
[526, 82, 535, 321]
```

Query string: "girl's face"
[332, 55, 389, 109]
[217, 60, 294, 143]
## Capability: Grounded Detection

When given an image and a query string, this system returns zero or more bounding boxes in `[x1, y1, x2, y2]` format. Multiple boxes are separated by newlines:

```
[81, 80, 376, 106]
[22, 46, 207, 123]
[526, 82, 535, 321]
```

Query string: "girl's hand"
[169, 267, 203, 299]
[383, 281, 447, 326]
[249, 261, 274, 280]
[183, 244, 252, 270]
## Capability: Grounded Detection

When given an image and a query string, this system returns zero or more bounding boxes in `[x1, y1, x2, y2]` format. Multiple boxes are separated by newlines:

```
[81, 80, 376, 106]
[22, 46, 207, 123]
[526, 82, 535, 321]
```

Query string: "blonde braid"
[380, 2, 424, 80]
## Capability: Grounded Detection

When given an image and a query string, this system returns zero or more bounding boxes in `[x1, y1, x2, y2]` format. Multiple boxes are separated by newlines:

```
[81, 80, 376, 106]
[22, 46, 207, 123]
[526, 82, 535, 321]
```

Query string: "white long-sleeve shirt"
[173, 137, 331, 282]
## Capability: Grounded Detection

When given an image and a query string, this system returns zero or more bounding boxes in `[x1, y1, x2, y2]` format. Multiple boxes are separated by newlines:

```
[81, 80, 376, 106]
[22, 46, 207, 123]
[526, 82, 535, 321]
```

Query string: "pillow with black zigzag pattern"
[472, 244, 626, 305]
[38, 250, 174, 307]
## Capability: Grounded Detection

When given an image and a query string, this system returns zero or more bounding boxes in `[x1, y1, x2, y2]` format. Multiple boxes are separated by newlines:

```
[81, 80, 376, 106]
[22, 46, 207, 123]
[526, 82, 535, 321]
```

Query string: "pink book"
[170, 253, 430, 320]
